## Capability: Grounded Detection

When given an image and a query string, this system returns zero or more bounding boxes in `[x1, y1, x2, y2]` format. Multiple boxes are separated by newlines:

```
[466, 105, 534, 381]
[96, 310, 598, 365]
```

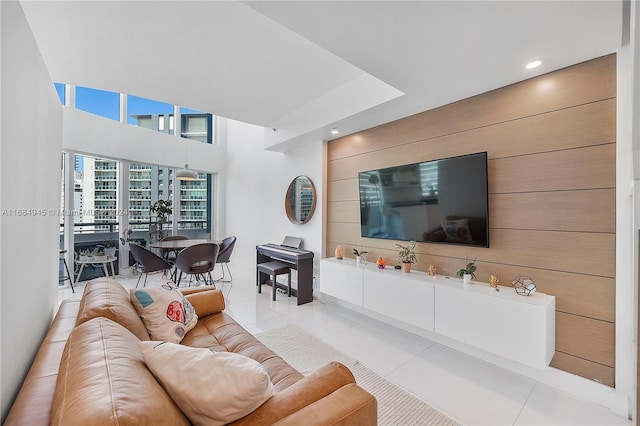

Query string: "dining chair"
[128, 243, 174, 288]
[215, 236, 236, 282]
[174, 243, 219, 287]
[159, 235, 189, 263]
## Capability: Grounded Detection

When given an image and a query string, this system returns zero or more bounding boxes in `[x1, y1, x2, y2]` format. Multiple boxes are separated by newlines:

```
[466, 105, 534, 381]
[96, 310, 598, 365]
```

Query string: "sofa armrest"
[273, 384, 377, 426]
[183, 288, 225, 317]
[230, 362, 362, 426]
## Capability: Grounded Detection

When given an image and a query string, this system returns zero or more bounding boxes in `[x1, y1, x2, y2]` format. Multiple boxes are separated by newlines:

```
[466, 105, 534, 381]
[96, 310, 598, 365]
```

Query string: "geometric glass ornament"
[512, 276, 537, 296]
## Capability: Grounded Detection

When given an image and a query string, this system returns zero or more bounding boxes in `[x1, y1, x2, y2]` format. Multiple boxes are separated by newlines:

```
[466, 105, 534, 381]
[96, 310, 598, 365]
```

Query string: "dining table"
[149, 238, 220, 251]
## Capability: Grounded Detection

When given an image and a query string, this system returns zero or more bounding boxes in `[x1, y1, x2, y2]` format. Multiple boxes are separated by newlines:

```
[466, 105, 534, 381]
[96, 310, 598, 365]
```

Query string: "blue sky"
[54, 83, 203, 125]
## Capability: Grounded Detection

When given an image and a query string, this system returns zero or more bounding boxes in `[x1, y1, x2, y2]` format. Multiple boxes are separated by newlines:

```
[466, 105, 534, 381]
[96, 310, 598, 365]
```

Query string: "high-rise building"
[76, 111, 211, 233]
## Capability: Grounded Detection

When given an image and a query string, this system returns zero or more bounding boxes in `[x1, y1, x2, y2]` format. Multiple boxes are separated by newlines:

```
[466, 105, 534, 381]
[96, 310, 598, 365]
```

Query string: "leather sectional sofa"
[4, 279, 377, 425]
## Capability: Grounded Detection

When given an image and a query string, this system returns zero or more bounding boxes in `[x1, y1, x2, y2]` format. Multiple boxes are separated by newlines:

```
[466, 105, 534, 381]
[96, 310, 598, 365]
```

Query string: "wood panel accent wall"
[325, 54, 617, 386]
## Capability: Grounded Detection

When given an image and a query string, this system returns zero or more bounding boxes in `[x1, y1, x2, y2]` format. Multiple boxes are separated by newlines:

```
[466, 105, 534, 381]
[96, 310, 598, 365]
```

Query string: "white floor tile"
[514, 383, 631, 425]
[387, 344, 536, 425]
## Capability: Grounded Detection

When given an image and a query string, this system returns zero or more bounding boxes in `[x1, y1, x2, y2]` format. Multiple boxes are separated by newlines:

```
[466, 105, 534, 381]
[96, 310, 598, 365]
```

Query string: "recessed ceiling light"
[331, 127, 340, 135]
[526, 60, 542, 69]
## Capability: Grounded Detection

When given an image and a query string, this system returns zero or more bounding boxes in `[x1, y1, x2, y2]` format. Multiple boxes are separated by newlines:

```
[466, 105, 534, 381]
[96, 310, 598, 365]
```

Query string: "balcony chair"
[59, 249, 74, 293]
[128, 242, 174, 288]
[175, 243, 219, 287]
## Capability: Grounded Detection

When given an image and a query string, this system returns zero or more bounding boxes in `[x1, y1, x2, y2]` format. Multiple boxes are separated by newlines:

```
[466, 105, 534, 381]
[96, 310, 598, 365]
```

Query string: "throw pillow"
[441, 217, 474, 244]
[130, 281, 198, 343]
[140, 341, 275, 426]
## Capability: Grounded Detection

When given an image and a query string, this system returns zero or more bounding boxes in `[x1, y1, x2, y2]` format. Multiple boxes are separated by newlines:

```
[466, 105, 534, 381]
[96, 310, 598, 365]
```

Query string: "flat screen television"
[358, 152, 489, 247]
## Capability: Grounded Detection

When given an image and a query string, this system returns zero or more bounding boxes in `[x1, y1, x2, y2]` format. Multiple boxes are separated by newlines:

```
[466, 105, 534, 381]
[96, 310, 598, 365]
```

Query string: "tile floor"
[58, 267, 632, 426]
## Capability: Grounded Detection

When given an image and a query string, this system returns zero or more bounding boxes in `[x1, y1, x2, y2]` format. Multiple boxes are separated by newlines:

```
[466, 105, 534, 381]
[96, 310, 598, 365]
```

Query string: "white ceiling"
[20, 1, 623, 151]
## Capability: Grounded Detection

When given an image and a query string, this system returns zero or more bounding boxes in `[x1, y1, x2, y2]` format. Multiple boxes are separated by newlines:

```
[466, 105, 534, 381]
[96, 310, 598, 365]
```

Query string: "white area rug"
[255, 324, 459, 426]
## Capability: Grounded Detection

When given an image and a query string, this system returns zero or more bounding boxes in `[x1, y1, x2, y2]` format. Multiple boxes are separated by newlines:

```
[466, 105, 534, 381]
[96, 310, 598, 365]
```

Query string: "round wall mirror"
[285, 176, 317, 224]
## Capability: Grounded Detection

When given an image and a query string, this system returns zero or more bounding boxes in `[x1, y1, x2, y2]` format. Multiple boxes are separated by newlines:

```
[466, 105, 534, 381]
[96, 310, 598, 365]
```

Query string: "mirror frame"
[285, 175, 317, 224]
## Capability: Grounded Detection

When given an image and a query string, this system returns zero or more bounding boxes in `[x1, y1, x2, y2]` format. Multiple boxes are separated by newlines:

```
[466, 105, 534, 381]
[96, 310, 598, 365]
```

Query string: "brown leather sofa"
[4, 279, 377, 425]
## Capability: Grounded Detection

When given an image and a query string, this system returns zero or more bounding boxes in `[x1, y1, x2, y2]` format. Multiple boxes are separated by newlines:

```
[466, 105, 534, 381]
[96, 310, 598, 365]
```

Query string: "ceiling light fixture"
[176, 142, 198, 181]
[176, 164, 198, 181]
[526, 60, 542, 69]
[331, 127, 340, 135]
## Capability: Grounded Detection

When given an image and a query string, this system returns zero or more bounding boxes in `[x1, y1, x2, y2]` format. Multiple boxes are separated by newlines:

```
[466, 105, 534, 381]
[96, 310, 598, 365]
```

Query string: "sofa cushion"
[51, 317, 189, 426]
[184, 288, 225, 317]
[130, 281, 198, 343]
[76, 278, 150, 341]
[141, 341, 274, 426]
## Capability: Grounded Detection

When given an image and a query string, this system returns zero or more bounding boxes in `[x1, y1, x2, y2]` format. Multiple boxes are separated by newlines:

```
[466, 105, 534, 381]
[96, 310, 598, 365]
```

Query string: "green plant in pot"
[353, 244, 368, 266]
[396, 240, 417, 273]
[150, 199, 172, 221]
[150, 199, 172, 239]
[456, 256, 478, 286]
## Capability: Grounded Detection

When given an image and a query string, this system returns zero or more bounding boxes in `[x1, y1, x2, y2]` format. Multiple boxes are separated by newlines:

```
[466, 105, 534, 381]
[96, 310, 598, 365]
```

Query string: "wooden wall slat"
[490, 189, 615, 233]
[328, 55, 616, 161]
[550, 352, 614, 387]
[555, 312, 615, 367]
[328, 99, 615, 181]
[327, 178, 359, 201]
[328, 200, 360, 223]
[325, 55, 617, 385]
[327, 226, 614, 277]
[489, 144, 615, 193]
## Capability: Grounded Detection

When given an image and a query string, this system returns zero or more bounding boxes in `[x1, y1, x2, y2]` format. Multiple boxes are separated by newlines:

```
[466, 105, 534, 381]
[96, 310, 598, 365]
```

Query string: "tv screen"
[358, 152, 489, 247]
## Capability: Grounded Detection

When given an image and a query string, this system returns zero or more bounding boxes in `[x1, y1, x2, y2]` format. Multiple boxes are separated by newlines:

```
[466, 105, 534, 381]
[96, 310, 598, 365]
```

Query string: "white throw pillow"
[130, 281, 197, 343]
[140, 341, 274, 426]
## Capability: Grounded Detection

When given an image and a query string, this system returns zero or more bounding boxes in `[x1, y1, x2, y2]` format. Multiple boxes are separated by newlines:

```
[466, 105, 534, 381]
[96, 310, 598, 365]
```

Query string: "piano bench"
[257, 261, 292, 301]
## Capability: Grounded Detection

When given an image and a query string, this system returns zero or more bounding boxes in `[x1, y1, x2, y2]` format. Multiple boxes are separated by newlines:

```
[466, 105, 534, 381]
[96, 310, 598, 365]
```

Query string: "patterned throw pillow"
[130, 281, 198, 343]
[140, 341, 274, 426]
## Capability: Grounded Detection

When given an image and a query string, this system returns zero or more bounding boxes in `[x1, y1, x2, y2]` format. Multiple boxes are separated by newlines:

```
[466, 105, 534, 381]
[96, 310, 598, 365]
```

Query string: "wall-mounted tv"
[358, 152, 489, 247]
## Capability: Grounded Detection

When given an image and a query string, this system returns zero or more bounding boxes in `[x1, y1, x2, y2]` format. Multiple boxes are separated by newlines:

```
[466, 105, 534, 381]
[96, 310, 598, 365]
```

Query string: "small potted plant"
[353, 244, 368, 267]
[120, 228, 133, 246]
[396, 240, 417, 273]
[456, 256, 478, 288]
[150, 199, 172, 222]
[93, 248, 107, 261]
[78, 249, 91, 262]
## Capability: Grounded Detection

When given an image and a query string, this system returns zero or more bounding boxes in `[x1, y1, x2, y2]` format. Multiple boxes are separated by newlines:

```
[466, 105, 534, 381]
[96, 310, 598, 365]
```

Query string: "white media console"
[320, 257, 555, 370]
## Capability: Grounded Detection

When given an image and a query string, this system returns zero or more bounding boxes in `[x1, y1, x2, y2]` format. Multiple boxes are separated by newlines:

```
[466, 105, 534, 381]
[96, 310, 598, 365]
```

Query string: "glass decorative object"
[512, 276, 536, 296]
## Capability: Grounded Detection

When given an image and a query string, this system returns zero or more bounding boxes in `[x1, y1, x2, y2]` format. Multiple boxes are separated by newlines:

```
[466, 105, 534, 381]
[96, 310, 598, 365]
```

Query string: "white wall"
[0, 2, 63, 421]
[63, 108, 226, 174]
[224, 118, 323, 279]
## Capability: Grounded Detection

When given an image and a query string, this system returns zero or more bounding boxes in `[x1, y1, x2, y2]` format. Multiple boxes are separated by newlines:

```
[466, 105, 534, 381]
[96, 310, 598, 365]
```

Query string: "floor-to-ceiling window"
[56, 83, 216, 286]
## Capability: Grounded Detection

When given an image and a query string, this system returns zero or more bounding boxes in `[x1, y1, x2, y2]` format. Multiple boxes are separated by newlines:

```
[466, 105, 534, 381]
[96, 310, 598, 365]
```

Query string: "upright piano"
[256, 242, 314, 305]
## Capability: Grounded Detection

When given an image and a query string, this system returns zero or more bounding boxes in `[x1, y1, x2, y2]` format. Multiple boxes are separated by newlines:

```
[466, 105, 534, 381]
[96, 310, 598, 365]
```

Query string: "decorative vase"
[402, 262, 411, 273]
[356, 255, 362, 267]
[463, 273, 472, 288]
[335, 245, 344, 260]
[376, 257, 386, 269]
